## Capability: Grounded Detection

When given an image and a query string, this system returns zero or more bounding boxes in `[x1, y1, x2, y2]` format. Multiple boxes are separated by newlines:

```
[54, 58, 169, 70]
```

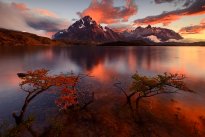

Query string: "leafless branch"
[113, 81, 128, 97]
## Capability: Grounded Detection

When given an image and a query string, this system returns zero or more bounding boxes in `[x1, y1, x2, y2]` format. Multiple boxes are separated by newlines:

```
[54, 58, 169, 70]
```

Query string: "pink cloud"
[179, 18, 205, 34]
[34, 9, 57, 17]
[12, 2, 58, 18]
[11, 2, 29, 11]
[201, 18, 205, 24]
[78, 0, 137, 24]
[108, 23, 134, 32]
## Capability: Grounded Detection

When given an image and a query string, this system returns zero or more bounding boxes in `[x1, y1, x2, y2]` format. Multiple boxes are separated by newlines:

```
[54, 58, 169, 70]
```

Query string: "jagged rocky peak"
[82, 15, 92, 21]
[68, 16, 97, 30]
[53, 15, 121, 42]
[81, 16, 95, 24]
[137, 26, 142, 29]
[125, 25, 183, 42]
[146, 25, 152, 29]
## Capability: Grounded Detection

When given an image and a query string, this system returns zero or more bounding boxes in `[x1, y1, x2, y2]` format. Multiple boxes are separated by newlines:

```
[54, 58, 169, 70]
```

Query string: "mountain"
[0, 27, 204, 47]
[53, 16, 182, 44]
[1, 18, 202, 47]
[53, 16, 121, 43]
[0, 28, 62, 46]
[121, 25, 183, 42]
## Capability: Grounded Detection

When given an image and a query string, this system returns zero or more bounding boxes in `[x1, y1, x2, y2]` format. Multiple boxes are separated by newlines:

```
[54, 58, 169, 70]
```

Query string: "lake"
[0, 46, 205, 128]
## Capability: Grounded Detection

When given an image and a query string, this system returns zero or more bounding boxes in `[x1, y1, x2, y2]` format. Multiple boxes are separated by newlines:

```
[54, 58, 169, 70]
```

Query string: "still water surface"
[0, 46, 205, 125]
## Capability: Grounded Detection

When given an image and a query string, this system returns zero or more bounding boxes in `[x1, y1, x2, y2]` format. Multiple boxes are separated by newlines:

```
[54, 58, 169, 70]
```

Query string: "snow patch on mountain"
[79, 24, 85, 29]
[100, 24, 107, 32]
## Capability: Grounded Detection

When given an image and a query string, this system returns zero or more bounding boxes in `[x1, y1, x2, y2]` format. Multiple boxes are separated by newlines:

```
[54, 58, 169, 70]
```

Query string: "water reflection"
[0, 46, 205, 127]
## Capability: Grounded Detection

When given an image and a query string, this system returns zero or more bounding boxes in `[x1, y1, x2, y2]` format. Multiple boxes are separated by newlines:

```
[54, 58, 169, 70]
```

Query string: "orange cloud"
[12, 2, 58, 18]
[11, 2, 29, 11]
[78, 0, 137, 24]
[34, 9, 57, 17]
[134, 0, 205, 26]
[179, 18, 205, 34]
[201, 18, 205, 24]
[136, 14, 181, 26]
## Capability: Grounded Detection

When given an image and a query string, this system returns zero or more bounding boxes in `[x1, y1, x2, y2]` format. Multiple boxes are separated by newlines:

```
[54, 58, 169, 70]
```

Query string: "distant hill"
[0, 28, 62, 46]
[98, 41, 205, 46]
[157, 41, 205, 46]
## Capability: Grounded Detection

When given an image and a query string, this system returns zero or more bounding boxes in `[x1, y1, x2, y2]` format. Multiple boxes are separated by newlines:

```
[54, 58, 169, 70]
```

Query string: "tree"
[13, 69, 94, 126]
[14, 69, 55, 125]
[114, 72, 193, 121]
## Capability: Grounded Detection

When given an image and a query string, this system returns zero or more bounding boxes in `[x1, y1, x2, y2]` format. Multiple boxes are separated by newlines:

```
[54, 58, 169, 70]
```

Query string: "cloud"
[0, 1, 69, 37]
[11, 2, 57, 17]
[179, 18, 205, 34]
[107, 23, 134, 32]
[78, 0, 137, 24]
[34, 9, 57, 17]
[26, 17, 67, 32]
[147, 35, 161, 43]
[154, 0, 175, 4]
[0, 2, 36, 33]
[202, 18, 205, 24]
[134, 0, 205, 26]
[182, 0, 195, 7]
[11, 2, 30, 11]
[154, 0, 195, 7]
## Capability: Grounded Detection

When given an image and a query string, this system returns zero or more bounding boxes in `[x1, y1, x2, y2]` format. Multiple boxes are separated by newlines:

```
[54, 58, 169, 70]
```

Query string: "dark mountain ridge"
[121, 25, 183, 42]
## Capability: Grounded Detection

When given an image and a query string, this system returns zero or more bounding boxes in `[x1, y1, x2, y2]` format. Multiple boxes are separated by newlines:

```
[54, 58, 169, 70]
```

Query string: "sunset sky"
[0, 0, 205, 41]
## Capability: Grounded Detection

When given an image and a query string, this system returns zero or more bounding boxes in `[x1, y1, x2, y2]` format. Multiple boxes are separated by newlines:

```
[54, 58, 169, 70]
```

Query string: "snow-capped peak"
[53, 16, 121, 42]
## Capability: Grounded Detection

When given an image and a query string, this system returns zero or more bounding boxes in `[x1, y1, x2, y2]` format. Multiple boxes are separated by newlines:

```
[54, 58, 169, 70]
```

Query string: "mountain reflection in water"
[0, 46, 204, 130]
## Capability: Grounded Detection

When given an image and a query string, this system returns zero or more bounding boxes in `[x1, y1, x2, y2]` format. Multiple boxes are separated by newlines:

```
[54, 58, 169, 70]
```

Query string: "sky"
[0, 0, 205, 41]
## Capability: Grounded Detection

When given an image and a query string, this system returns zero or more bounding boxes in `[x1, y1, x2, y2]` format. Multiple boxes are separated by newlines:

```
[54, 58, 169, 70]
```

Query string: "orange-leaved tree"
[14, 69, 93, 125]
